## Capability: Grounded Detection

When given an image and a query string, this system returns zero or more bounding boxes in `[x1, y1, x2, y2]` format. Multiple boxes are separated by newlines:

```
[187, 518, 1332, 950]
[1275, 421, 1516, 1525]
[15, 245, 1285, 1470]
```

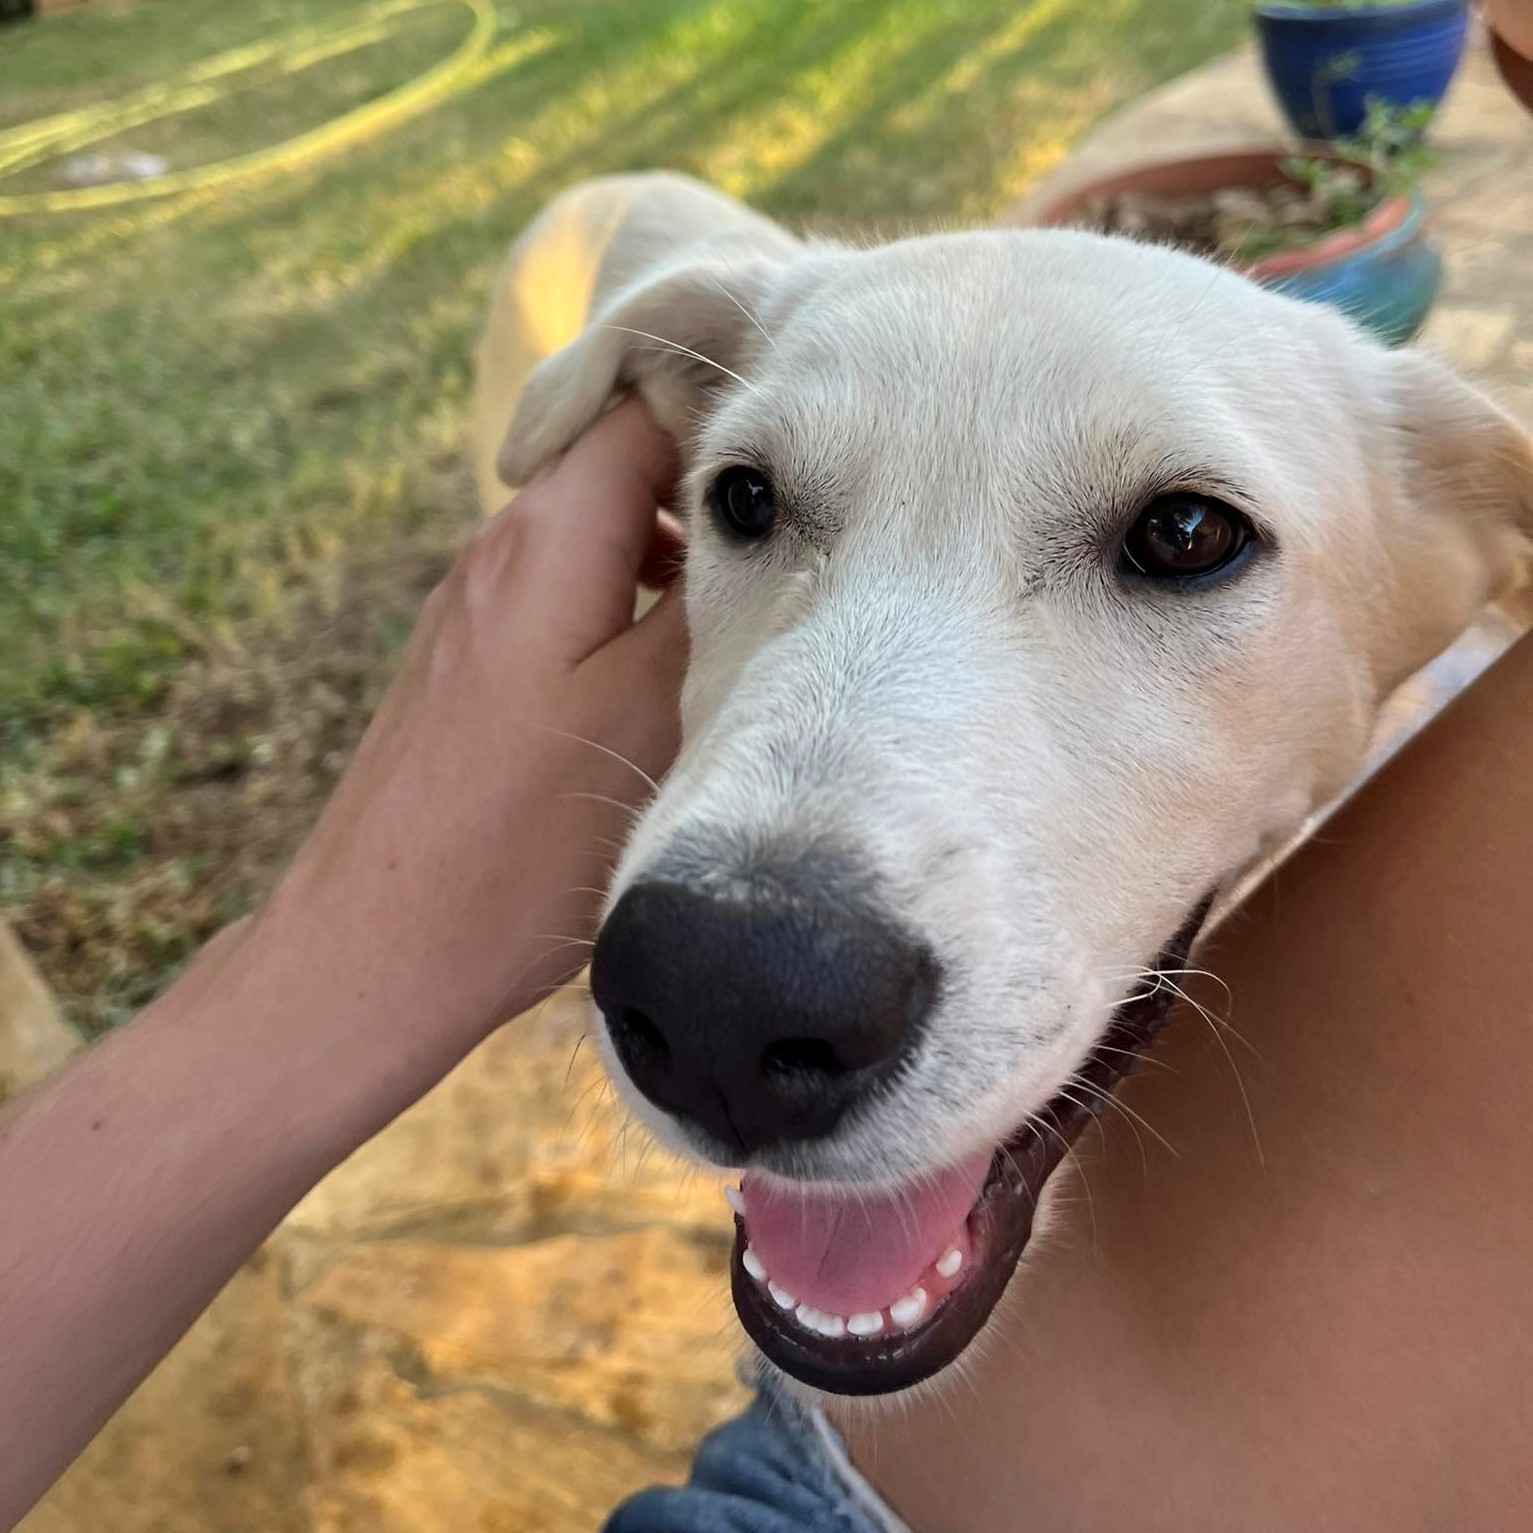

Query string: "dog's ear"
[498, 251, 793, 489]
[1390, 351, 1533, 552]
[1370, 350, 1533, 691]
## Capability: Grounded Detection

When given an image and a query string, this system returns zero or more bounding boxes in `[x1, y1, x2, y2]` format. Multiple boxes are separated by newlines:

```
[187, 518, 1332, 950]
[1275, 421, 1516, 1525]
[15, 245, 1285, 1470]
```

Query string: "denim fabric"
[604, 1386, 898, 1533]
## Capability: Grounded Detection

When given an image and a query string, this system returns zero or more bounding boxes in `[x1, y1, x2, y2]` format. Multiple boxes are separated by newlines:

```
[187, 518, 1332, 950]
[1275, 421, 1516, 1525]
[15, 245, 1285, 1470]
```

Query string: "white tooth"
[795, 1303, 826, 1332]
[889, 1287, 928, 1328]
[936, 1247, 963, 1279]
[813, 1312, 847, 1339]
[847, 1311, 884, 1337]
[768, 1282, 797, 1310]
[742, 1246, 766, 1282]
[725, 1184, 746, 1215]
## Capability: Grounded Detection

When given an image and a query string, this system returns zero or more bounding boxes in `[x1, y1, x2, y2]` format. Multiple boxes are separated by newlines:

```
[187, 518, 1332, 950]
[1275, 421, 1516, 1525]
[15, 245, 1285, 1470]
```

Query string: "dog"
[473, 171, 1533, 1397]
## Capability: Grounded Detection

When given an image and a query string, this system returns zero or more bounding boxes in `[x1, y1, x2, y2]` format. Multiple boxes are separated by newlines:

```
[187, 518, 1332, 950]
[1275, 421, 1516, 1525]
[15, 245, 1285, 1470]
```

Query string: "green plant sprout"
[1228, 96, 1436, 261]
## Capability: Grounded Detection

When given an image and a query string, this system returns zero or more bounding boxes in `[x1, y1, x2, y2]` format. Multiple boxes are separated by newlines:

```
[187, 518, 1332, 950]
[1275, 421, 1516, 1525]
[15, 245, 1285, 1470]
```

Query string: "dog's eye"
[708, 466, 777, 541]
[1122, 494, 1253, 582]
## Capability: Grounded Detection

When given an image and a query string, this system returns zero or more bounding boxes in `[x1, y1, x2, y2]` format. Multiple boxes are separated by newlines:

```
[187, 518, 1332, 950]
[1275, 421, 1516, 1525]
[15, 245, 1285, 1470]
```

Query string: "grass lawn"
[0, 0, 1249, 1035]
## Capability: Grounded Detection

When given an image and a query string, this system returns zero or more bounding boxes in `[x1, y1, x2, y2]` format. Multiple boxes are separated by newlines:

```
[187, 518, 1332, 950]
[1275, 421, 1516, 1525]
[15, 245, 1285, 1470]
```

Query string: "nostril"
[761, 1037, 847, 1081]
[608, 1007, 671, 1074]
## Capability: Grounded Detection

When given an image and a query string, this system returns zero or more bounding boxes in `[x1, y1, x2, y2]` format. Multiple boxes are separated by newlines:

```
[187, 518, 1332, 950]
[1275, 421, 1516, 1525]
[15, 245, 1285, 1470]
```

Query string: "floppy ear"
[498, 251, 793, 489]
[1371, 350, 1533, 690]
[1390, 351, 1533, 556]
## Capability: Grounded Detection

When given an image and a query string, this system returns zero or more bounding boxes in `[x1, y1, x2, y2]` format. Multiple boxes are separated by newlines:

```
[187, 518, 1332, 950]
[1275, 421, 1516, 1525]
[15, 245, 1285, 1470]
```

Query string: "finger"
[638, 510, 687, 592]
[578, 584, 690, 783]
[584, 579, 689, 678]
[528, 399, 681, 657]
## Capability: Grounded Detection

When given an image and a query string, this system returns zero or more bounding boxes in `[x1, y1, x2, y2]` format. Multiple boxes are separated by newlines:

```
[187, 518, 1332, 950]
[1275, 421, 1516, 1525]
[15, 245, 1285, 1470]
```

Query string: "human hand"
[251, 399, 687, 1051]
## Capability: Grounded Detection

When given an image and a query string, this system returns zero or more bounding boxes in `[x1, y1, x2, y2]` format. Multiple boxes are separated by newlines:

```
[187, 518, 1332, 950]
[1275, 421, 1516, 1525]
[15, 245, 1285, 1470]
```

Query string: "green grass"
[0, 0, 1250, 1028]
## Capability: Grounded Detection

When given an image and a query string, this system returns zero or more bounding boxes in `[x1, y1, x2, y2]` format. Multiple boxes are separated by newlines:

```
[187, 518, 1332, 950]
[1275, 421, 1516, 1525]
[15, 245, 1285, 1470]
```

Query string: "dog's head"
[503, 221, 1533, 1395]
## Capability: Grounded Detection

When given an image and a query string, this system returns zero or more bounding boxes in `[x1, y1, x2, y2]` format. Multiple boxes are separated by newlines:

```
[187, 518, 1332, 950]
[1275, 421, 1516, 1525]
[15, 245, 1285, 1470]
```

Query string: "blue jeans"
[605, 1385, 901, 1533]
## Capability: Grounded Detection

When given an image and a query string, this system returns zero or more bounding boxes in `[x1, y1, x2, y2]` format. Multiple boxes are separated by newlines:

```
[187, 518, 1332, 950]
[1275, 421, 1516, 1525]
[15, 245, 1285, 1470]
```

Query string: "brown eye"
[709, 466, 777, 540]
[1122, 494, 1254, 581]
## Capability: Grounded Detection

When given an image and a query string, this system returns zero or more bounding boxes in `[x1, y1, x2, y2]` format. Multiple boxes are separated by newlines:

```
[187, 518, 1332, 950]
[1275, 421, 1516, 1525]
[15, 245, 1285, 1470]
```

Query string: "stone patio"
[6, 29, 1531, 1533]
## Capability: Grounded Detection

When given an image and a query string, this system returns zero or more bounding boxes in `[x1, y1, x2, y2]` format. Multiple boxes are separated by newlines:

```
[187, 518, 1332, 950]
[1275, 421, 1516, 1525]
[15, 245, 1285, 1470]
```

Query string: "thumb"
[577, 584, 689, 784]
[590, 581, 689, 678]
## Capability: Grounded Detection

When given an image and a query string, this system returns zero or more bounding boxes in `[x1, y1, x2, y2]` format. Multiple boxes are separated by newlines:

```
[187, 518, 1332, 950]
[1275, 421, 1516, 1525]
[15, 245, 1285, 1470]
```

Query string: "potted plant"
[1253, 0, 1469, 140]
[1033, 101, 1440, 346]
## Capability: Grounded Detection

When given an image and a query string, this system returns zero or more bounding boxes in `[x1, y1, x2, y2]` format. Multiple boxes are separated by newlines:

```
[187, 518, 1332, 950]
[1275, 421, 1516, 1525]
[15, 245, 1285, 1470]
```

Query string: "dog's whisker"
[563, 1031, 589, 1090]
[705, 266, 776, 350]
[604, 324, 760, 394]
[1047, 1118, 1104, 1253]
[562, 1070, 612, 1148]
[1092, 1041, 1175, 1073]
[1151, 971, 1265, 1082]
[1113, 963, 1235, 1006]
[1042, 1127, 1100, 1253]
[1112, 965, 1261, 1065]
[1070, 1078, 1180, 1161]
[1152, 975, 1266, 1166]
[558, 790, 646, 822]
[534, 723, 662, 796]
[1059, 1082, 1147, 1188]
[514, 964, 592, 1001]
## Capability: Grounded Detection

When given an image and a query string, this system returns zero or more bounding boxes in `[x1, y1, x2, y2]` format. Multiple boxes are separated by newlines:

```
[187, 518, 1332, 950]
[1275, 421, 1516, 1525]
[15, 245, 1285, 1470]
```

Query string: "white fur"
[477, 172, 1533, 1189]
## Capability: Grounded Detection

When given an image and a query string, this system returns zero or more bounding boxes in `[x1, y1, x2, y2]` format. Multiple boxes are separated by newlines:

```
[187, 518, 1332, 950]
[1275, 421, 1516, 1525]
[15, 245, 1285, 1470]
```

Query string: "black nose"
[591, 874, 938, 1159]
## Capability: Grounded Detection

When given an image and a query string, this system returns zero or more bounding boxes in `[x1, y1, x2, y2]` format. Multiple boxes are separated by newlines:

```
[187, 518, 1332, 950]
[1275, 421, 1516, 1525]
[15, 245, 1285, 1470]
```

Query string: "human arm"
[0, 401, 685, 1528]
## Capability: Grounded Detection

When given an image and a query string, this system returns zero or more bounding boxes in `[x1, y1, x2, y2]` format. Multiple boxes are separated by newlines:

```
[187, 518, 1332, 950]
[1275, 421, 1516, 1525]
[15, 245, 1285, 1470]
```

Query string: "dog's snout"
[591, 875, 938, 1159]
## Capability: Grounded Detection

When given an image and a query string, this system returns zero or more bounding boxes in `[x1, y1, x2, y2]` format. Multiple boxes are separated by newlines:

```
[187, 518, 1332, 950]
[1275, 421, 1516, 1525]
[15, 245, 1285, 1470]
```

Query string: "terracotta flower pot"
[1033, 148, 1440, 346]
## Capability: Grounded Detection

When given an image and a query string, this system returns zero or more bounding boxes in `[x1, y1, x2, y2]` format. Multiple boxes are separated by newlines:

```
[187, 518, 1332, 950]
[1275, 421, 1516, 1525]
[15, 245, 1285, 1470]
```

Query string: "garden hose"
[0, 0, 498, 218]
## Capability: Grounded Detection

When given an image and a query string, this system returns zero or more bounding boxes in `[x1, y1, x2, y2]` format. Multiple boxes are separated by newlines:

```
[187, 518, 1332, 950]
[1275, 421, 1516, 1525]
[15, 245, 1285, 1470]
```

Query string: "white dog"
[474, 172, 1532, 1396]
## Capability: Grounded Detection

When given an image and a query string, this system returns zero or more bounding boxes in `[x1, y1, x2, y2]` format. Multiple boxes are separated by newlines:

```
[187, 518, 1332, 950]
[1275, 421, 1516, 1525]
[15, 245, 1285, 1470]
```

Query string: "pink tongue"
[740, 1150, 993, 1314]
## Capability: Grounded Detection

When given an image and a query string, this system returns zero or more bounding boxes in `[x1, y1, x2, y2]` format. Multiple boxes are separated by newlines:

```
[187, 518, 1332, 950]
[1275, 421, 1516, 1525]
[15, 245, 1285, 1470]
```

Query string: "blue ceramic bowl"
[1254, 0, 1469, 141]
[1034, 149, 1440, 346]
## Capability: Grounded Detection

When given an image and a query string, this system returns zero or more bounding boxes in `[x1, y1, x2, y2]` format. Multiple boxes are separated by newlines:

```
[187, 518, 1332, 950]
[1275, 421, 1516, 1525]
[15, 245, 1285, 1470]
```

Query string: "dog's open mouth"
[728, 901, 1210, 1396]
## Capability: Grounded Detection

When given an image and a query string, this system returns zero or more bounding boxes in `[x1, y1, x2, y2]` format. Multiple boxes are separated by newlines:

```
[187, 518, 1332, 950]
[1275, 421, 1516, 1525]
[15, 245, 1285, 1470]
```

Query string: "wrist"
[257, 764, 611, 1051]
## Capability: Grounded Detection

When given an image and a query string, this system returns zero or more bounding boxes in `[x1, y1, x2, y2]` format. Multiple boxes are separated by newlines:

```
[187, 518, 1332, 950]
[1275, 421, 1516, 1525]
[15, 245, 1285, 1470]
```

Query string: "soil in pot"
[1070, 168, 1380, 267]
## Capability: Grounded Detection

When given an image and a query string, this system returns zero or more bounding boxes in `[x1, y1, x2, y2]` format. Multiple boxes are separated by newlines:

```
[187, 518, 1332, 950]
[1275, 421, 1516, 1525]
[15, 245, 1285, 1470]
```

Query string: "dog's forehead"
[814, 228, 1303, 340]
[724, 229, 1373, 537]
